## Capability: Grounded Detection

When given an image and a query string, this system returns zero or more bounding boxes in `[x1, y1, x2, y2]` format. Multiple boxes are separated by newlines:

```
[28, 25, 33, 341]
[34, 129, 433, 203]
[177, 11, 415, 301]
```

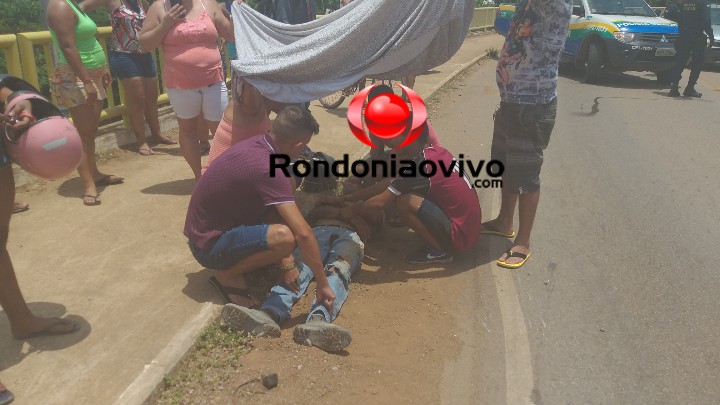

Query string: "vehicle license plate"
[655, 48, 676, 57]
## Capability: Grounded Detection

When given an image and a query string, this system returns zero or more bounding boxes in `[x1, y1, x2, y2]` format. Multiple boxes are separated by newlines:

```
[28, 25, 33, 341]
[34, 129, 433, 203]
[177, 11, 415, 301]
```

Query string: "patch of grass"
[154, 322, 252, 404]
[485, 47, 500, 60]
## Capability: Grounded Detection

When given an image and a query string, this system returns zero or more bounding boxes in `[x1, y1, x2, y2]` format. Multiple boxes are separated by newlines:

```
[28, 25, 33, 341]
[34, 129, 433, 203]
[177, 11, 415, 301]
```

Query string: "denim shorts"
[188, 224, 270, 270]
[491, 98, 557, 194]
[108, 50, 157, 80]
[0, 137, 11, 168]
[417, 199, 453, 250]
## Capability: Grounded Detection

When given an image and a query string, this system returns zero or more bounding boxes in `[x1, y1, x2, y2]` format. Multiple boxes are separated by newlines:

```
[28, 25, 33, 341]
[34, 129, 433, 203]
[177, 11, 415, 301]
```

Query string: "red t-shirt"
[184, 135, 295, 251]
[388, 146, 482, 252]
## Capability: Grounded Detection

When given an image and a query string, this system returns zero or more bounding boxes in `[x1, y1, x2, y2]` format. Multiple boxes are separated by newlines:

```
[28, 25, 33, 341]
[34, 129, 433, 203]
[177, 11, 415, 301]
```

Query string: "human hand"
[315, 284, 336, 316]
[349, 216, 370, 241]
[83, 80, 98, 104]
[279, 265, 301, 294]
[7, 100, 34, 132]
[102, 71, 112, 89]
[162, 4, 186, 27]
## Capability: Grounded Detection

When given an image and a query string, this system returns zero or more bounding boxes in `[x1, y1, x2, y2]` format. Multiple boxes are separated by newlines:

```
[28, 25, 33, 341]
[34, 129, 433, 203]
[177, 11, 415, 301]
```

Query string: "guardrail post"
[0, 35, 23, 77]
[16, 33, 41, 89]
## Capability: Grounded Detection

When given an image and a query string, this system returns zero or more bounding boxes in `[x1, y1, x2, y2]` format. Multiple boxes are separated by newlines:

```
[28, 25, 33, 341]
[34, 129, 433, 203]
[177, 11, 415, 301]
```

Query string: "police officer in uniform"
[668, 0, 714, 97]
[663, 0, 682, 22]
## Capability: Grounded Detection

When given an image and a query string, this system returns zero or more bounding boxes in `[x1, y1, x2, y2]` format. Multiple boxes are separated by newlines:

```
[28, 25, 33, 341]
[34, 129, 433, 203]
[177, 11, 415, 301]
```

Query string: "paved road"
[439, 60, 720, 404]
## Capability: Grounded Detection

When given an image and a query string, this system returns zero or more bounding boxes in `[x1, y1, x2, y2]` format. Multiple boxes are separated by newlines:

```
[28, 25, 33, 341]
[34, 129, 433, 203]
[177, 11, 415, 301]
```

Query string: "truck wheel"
[656, 69, 673, 84]
[585, 42, 604, 84]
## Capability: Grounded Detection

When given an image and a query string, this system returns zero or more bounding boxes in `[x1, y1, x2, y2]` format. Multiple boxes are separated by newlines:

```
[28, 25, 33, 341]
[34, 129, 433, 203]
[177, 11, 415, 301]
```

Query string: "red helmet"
[3, 91, 82, 180]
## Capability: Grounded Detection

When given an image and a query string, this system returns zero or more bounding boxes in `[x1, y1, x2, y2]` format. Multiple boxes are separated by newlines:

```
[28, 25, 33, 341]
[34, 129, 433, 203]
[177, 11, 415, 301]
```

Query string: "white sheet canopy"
[231, 0, 476, 103]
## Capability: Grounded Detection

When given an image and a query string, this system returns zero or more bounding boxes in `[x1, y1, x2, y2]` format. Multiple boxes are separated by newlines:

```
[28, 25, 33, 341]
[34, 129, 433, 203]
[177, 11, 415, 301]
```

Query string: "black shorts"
[490, 98, 557, 194]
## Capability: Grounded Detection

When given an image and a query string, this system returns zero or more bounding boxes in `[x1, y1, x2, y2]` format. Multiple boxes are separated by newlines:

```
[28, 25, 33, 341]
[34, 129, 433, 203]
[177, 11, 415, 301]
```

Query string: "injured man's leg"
[222, 211, 370, 352]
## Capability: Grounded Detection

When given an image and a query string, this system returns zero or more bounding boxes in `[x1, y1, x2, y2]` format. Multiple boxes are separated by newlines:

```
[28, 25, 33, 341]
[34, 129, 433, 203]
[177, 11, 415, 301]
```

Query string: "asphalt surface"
[438, 59, 720, 404]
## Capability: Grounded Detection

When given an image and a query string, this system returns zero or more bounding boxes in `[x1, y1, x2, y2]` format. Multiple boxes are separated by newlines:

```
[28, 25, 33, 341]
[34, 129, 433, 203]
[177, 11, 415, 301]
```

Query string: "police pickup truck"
[495, 0, 678, 83]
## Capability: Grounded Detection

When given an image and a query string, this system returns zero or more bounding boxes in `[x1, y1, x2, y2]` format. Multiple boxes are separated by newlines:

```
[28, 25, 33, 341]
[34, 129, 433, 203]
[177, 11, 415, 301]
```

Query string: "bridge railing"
[0, 9, 494, 126]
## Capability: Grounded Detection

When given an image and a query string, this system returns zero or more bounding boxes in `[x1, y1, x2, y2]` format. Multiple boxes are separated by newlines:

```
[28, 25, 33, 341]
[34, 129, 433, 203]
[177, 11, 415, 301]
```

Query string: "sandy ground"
[0, 33, 505, 404]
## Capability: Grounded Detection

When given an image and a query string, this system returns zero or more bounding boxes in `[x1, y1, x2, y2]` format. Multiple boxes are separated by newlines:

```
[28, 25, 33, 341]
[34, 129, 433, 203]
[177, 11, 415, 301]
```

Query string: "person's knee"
[395, 194, 415, 215]
[268, 224, 296, 254]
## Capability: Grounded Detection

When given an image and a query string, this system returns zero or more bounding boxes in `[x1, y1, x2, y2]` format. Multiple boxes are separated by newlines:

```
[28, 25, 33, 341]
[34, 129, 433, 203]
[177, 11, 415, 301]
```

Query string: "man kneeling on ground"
[221, 198, 381, 352]
[184, 106, 335, 312]
[346, 124, 482, 264]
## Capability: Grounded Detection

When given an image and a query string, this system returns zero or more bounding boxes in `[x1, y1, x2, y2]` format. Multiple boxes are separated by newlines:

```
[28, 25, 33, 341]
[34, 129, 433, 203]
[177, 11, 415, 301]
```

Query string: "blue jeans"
[188, 224, 270, 270]
[261, 225, 364, 323]
[417, 199, 453, 250]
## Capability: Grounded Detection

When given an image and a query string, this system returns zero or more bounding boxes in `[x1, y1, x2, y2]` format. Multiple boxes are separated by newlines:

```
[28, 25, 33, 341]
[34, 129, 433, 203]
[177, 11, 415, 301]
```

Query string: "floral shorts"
[50, 65, 109, 109]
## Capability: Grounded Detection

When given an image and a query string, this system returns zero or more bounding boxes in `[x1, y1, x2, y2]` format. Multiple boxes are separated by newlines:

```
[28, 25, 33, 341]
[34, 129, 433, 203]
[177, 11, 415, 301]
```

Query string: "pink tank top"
[203, 114, 271, 174]
[161, 0, 223, 89]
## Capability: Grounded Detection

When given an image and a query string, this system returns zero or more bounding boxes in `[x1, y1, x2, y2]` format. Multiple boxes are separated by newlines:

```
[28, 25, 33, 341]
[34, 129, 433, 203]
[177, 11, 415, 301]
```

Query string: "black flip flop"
[209, 276, 255, 306]
[14, 317, 80, 340]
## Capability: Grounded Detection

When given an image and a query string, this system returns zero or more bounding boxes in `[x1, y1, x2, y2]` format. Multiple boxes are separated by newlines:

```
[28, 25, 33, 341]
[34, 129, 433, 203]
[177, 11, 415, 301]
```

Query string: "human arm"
[138, 1, 185, 52]
[274, 203, 336, 314]
[0, 87, 33, 133]
[47, 0, 99, 102]
[205, 0, 235, 42]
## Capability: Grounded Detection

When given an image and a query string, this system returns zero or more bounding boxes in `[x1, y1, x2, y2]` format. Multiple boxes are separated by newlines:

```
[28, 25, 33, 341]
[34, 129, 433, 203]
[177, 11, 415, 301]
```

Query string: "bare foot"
[137, 142, 154, 156]
[12, 201, 29, 214]
[12, 315, 78, 340]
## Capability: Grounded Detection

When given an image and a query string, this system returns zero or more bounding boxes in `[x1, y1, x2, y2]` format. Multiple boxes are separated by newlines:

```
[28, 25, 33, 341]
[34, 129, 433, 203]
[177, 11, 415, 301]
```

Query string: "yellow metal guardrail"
[0, 34, 23, 78]
[1, 8, 494, 127]
[472, 7, 498, 31]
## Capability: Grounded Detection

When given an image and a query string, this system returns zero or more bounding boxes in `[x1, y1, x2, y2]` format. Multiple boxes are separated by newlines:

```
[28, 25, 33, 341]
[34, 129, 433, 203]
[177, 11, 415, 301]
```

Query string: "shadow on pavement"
[0, 302, 91, 371]
[141, 179, 196, 196]
[354, 227, 512, 286]
[182, 270, 223, 305]
[559, 65, 667, 90]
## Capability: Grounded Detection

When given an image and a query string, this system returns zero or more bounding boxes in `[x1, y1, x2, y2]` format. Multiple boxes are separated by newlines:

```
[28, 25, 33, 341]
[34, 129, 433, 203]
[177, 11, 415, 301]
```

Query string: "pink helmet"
[3, 92, 82, 180]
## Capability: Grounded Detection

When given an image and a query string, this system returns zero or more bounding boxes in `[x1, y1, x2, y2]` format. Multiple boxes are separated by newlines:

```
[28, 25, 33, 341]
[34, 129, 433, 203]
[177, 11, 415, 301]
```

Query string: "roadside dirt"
[147, 64, 494, 404]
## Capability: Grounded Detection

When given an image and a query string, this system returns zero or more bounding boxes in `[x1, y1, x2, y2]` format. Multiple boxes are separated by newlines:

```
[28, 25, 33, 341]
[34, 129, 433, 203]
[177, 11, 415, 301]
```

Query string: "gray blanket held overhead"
[231, 0, 475, 103]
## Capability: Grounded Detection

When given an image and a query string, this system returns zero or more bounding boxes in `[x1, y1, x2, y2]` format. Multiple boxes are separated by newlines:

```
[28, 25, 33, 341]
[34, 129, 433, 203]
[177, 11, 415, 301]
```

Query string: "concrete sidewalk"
[0, 32, 504, 405]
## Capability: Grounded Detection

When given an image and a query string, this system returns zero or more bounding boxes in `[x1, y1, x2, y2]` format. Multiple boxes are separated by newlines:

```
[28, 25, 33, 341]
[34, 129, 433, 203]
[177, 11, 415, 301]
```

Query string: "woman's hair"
[125, 0, 141, 13]
[271, 105, 320, 142]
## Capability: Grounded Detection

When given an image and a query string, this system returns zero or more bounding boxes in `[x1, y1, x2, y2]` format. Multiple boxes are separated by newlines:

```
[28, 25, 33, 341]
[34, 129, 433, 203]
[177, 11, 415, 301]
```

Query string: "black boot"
[683, 84, 702, 98]
[668, 84, 680, 97]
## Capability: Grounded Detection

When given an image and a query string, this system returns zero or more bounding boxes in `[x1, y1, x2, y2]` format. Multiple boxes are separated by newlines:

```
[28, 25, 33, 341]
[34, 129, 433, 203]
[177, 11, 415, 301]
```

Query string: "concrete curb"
[109, 48, 493, 405]
[113, 303, 219, 405]
[423, 52, 489, 103]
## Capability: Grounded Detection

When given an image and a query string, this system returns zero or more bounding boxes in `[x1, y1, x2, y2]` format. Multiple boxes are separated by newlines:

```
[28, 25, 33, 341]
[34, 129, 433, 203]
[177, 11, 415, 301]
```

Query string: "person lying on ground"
[184, 106, 335, 312]
[221, 195, 382, 352]
[0, 76, 79, 341]
[342, 124, 482, 265]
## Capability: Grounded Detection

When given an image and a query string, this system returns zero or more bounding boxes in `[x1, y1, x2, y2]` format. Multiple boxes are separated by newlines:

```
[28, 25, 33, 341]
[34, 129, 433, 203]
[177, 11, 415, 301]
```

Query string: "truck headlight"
[613, 32, 636, 43]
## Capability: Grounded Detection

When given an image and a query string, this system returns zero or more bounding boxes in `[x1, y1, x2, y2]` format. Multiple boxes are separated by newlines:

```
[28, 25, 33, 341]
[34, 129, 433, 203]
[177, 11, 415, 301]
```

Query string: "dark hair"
[367, 84, 394, 101]
[125, 0, 141, 13]
[272, 105, 320, 142]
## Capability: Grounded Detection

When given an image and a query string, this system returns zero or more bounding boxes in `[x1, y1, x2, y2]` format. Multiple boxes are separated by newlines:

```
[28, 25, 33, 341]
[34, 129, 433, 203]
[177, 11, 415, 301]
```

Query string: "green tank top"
[50, 0, 106, 69]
